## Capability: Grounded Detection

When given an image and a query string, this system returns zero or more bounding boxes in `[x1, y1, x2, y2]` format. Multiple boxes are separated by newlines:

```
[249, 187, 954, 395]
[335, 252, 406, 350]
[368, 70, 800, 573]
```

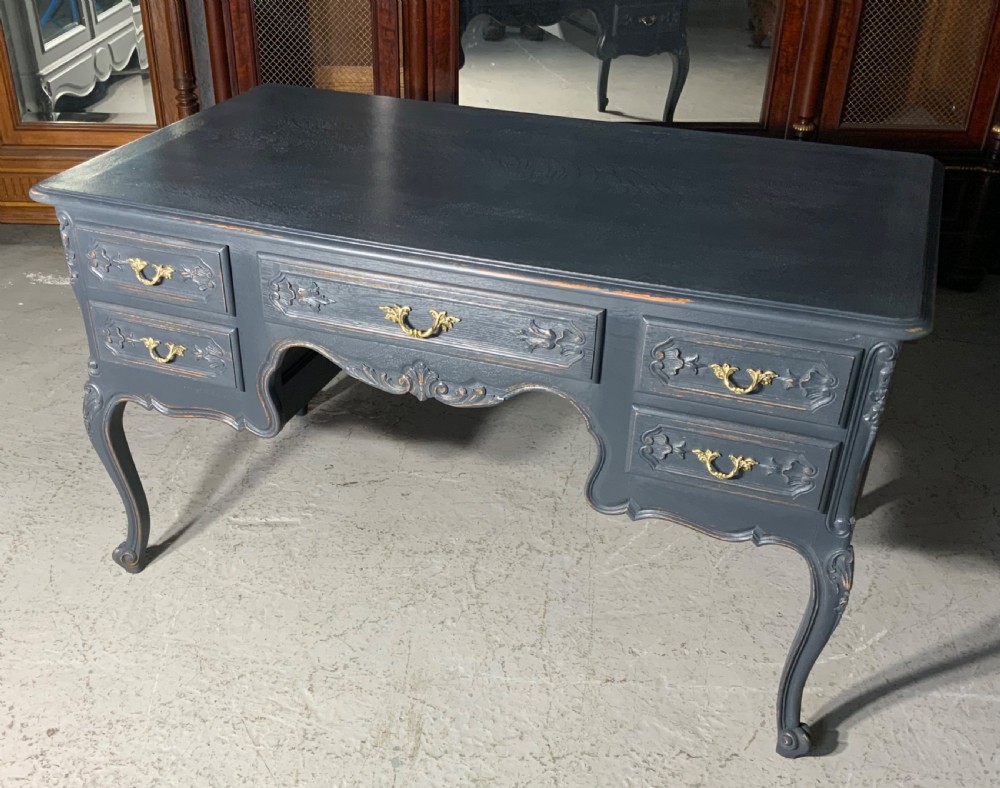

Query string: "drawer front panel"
[78, 224, 231, 314]
[91, 303, 241, 389]
[260, 255, 604, 381]
[638, 319, 860, 426]
[614, 2, 684, 38]
[628, 407, 839, 511]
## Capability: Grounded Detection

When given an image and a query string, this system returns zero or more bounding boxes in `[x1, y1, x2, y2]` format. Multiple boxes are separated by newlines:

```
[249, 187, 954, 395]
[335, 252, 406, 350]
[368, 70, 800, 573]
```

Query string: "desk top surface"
[34, 85, 940, 330]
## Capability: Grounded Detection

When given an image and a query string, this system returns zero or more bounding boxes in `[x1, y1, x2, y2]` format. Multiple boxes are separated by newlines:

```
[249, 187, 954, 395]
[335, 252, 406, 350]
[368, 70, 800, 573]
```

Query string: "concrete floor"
[1, 222, 999, 786]
[460, 17, 772, 123]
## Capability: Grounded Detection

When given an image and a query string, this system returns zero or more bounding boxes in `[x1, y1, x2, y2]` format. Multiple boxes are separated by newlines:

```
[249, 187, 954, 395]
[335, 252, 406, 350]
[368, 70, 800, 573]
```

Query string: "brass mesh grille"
[251, 0, 376, 94]
[841, 0, 994, 129]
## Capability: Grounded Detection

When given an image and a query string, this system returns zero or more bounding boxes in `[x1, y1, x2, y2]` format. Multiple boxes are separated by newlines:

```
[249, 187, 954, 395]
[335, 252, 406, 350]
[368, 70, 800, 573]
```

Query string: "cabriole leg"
[597, 58, 611, 112]
[83, 383, 150, 573]
[774, 541, 854, 758]
[662, 45, 690, 123]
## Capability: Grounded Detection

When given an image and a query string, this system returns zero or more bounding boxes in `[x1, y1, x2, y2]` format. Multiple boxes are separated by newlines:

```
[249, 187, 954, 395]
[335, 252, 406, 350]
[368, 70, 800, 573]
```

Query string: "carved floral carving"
[781, 364, 838, 412]
[827, 547, 854, 628]
[178, 262, 217, 291]
[514, 320, 585, 364]
[192, 340, 228, 371]
[650, 338, 701, 384]
[760, 454, 818, 498]
[863, 348, 897, 429]
[102, 319, 138, 352]
[269, 273, 333, 312]
[345, 359, 503, 406]
[57, 211, 77, 279]
[638, 426, 687, 470]
[83, 382, 103, 433]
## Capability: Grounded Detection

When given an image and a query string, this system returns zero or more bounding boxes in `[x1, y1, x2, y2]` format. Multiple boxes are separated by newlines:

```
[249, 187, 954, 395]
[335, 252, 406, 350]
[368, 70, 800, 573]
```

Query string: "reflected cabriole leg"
[662, 45, 690, 123]
[773, 541, 854, 757]
[83, 383, 150, 573]
[597, 58, 611, 112]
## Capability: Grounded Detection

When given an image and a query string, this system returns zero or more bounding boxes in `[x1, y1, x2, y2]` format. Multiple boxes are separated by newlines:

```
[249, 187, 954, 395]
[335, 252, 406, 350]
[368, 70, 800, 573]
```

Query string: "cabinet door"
[818, 0, 1000, 149]
[207, 0, 402, 100]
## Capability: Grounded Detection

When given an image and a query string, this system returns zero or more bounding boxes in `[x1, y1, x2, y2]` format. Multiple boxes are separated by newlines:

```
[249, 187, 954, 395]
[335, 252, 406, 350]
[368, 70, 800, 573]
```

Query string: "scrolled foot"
[113, 542, 146, 574]
[777, 724, 811, 758]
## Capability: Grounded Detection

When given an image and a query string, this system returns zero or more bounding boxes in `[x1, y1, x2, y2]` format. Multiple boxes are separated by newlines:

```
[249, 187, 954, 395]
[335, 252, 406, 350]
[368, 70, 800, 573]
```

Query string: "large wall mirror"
[457, 0, 780, 124]
[2, 0, 156, 123]
[0, 0, 198, 222]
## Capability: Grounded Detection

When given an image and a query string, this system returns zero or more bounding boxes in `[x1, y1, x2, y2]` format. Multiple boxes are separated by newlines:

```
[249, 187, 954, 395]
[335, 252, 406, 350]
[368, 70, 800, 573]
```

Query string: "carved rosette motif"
[760, 454, 818, 498]
[345, 360, 503, 406]
[56, 211, 78, 279]
[827, 547, 854, 628]
[269, 273, 333, 313]
[650, 338, 701, 384]
[781, 364, 838, 412]
[83, 382, 103, 433]
[638, 426, 687, 470]
[513, 320, 585, 364]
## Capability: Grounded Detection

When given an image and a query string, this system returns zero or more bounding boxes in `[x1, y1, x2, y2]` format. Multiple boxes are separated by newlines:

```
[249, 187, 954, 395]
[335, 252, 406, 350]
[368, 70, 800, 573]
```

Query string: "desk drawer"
[260, 255, 604, 381]
[613, 2, 685, 38]
[79, 224, 231, 315]
[628, 407, 839, 511]
[637, 319, 860, 426]
[91, 303, 241, 389]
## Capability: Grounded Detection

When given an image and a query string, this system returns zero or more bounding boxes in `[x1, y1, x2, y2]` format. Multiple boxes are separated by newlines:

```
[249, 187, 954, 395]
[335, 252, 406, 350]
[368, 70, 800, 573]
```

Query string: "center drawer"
[260, 254, 605, 381]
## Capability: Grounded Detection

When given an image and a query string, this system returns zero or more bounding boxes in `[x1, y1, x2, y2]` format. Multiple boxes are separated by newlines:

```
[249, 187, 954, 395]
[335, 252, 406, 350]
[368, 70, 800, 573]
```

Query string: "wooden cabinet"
[0, 0, 199, 223]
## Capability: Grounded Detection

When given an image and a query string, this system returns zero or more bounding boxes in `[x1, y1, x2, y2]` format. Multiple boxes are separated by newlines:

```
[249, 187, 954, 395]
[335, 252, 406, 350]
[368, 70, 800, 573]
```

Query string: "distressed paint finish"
[31, 86, 939, 759]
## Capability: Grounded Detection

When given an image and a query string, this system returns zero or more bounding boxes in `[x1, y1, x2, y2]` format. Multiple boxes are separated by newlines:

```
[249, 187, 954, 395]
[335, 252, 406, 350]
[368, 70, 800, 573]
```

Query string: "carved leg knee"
[84, 383, 150, 573]
[775, 543, 854, 758]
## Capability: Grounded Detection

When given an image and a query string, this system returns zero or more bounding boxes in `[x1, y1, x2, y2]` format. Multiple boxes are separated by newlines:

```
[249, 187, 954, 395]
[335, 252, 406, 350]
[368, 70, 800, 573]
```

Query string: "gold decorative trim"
[692, 449, 756, 480]
[379, 304, 460, 339]
[710, 362, 777, 395]
[791, 121, 816, 135]
[128, 257, 174, 286]
[140, 337, 186, 364]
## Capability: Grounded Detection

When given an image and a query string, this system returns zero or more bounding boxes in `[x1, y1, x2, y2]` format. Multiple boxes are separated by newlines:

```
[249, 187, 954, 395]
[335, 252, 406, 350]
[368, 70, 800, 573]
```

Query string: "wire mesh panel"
[251, 0, 376, 94]
[841, 0, 995, 129]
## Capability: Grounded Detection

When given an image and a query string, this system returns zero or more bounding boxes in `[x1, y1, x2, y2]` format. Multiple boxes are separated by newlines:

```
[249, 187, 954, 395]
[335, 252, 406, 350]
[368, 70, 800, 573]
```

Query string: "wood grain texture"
[34, 86, 940, 330]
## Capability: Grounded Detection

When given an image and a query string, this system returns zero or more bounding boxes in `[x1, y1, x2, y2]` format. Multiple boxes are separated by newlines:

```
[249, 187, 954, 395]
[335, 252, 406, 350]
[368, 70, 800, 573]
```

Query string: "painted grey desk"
[32, 85, 941, 758]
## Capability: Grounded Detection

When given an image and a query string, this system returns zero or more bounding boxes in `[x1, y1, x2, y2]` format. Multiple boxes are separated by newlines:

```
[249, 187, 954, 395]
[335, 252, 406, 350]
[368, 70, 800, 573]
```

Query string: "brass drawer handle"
[640, 15, 657, 26]
[140, 337, 186, 364]
[128, 257, 174, 286]
[693, 449, 756, 480]
[380, 304, 461, 339]
[710, 363, 777, 395]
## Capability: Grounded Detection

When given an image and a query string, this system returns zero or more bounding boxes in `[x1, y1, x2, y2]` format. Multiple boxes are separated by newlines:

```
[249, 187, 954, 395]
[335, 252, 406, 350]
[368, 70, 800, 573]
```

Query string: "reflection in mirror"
[459, 0, 778, 123]
[2, 0, 155, 123]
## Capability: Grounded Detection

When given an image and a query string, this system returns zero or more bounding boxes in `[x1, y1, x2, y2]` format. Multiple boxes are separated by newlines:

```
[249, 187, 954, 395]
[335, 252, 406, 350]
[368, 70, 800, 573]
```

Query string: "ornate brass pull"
[640, 15, 657, 25]
[379, 304, 461, 339]
[140, 337, 186, 364]
[128, 257, 174, 286]
[710, 363, 777, 395]
[692, 449, 756, 481]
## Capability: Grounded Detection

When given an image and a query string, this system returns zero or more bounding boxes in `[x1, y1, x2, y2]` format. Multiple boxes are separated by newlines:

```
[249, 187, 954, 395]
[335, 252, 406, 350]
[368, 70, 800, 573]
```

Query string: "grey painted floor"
[1, 223, 999, 786]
